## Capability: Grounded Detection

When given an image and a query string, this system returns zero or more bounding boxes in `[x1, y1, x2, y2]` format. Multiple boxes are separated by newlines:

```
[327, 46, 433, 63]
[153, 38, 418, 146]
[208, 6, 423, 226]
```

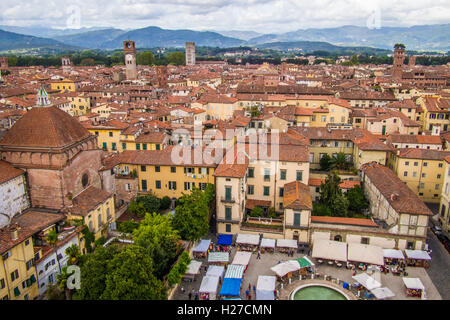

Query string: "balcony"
[220, 197, 235, 203]
[241, 217, 284, 233]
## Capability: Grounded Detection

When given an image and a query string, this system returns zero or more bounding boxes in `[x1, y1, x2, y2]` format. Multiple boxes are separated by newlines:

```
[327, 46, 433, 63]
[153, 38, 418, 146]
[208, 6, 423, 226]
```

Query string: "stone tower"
[185, 42, 196, 66]
[408, 55, 416, 67]
[0, 57, 8, 70]
[392, 43, 405, 80]
[61, 56, 72, 73]
[123, 40, 137, 80]
[156, 66, 168, 89]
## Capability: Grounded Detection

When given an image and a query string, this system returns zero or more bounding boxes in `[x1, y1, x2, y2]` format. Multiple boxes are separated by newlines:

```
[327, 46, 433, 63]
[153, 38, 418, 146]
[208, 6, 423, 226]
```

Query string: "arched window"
[82, 173, 89, 188]
[334, 235, 342, 242]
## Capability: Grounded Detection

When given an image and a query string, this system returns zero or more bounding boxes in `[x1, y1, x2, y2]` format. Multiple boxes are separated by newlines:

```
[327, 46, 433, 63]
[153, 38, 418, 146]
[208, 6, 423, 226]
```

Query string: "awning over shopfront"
[348, 243, 384, 266]
[311, 239, 347, 262]
[260, 238, 276, 248]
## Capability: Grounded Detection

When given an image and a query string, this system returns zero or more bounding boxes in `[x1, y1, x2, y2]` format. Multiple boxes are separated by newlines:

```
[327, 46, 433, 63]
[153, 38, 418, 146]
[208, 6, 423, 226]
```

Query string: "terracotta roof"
[283, 181, 312, 210]
[395, 148, 450, 161]
[0, 106, 91, 149]
[311, 216, 378, 227]
[386, 134, 442, 145]
[361, 162, 432, 216]
[0, 160, 24, 184]
[245, 199, 272, 210]
[69, 186, 113, 217]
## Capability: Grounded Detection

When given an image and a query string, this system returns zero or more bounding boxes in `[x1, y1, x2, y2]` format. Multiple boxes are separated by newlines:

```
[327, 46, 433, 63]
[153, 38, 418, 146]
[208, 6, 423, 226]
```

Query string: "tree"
[133, 213, 182, 279]
[65, 244, 81, 266]
[345, 185, 369, 216]
[118, 219, 140, 233]
[318, 172, 349, 217]
[319, 154, 332, 171]
[73, 246, 119, 300]
[46, 230, 61, 273]
[330, 152, 350, 171]
[81, 225, 95, 253]
[101, 245, 167, 300]
[128, 201, 146, 217]
[56, 266, 75, 300]
[251, 206, 263, 217]
[172, 188, 210, 241]
[160, 196, 172, 210]
[167, 52, 185, 66]
[136, 194, 161, 214]
[80, 58, 95, 66]
[137, 51, 155, 66]
[46, 284, 65, 300]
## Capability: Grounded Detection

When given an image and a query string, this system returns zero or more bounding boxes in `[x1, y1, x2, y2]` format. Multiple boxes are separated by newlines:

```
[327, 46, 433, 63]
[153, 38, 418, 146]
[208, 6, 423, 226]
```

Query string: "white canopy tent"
[404, 250, 431, 260]
[276, 239, 298, 249]
[193, 239, 211, 253]
[206, 265, 225, 279]
[256, 276, 276, 300]
[260, 238, 276, 248]
[311, 239, 347, 262]
[402, 277, 425, 290]
[224, 264, 245, 279]
[370, 287, 395, 300]
[383, 249, 405, 260]
[236, 233, 260, 246]
[185, 260, 202, 275]
[232, 251, 252, 266]
[348, 243, 384, 266]
[270, 260, 300, 278]
[199, 276, 220, 299]
[352, 273, 382, 291]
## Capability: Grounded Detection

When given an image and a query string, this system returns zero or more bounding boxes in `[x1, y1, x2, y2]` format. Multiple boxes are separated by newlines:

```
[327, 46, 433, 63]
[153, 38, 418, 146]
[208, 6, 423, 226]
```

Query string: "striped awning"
[224, 264, 245, 279]
[208, 252, 229, 263]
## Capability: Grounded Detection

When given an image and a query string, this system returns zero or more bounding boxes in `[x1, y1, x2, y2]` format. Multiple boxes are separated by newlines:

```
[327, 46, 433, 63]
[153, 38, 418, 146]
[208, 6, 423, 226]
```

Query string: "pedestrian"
[181, 286, 185, 294]
[248, 283, 251, 292]
[257, 250, 261, 259]
[195, 291, 199, 300]
[245, 289, 249, 299]
[188, 291, 192, 300]
[248, 292, 252, 300]
[253, 285, 256, 293]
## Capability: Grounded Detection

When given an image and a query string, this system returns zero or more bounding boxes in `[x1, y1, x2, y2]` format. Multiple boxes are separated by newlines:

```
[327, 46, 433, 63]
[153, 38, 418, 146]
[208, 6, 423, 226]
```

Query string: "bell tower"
[123, 40, 137, 80]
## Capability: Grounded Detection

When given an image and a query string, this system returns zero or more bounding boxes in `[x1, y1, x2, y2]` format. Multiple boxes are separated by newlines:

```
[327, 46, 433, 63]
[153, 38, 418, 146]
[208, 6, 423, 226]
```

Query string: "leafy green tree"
[118, 219, 140, 233]
[56, 266, 76, 300]
[128, 201, 146, 217]
[167, 51, 185, 65]
[319, 154, 332, 171]
[101, 245, 167, 300]
[46, 284, 65, 300]
[80, 58, 95, 66]
[160, 196, 172, 210]
[46, 230, 61, 272]
[136, 194, 161, 214]
[345, 185, 369, 216]
[137, 51, 155, 66]
[73, 246, 119, 300]
[251, 206, 264, 217]
[172, 188, 210, 241]
[133, 213, 182, 279]
[318, 172, 349, 217]
[81, 225, 95, 253]
[312, 203, 332, 216]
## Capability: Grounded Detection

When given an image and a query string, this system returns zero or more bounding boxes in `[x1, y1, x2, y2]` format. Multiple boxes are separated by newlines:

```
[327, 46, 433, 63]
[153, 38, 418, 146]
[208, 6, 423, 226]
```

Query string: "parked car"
[431, 225, 442, 235]
[437, 234, 450, 253]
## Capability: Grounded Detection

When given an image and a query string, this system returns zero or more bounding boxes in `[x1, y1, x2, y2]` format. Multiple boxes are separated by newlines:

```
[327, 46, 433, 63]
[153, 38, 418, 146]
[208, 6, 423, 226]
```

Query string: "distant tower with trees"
[392, 43, 405, 80]
[123, 40, 137, 80]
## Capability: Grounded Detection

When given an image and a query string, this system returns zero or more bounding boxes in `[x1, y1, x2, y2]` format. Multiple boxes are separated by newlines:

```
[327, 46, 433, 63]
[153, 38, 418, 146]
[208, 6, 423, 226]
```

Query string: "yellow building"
[120, 129, 168, 152]
[387, 149, 450, 203]
[439, 157, 450, 233]
[65, 186, 116, 242]
[117, 146, 219, 199]
[65, 93, 91, 116]
[49, 79, 78, 93]
[192, 94, 239, 121]
[417, 95, 450, 132]
[86, 120, 129, 152]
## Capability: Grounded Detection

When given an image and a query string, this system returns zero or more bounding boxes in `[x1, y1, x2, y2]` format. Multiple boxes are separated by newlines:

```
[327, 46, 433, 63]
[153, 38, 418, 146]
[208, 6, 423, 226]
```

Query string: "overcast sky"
[0, 0, 449, 33]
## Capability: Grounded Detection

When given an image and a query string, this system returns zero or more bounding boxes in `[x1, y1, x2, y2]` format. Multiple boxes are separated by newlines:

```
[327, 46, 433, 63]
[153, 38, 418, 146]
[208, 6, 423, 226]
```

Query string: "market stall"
[208, 252, 229, 266]
[347, 243, 384, 266]
[232, 251, 252, 271]
[270, 260, 300, 284]
[236, 233, 260, 252]
[219, 278, 242, 299]
[370, 287, 395, 300]
[402, 277, 425, 298]
[256, 276, 276, 300]
[404, 250, 431, 268]
[224, 264, 245, 279]
[382, 249, 405, 265]
[199, 275, 220, 300]
[206, 265, 225, 281]
[183, 260, 202, 282]
[352, 273, 382, 291]
[260, 238, 276, 253]
[295, 256, 315, 276]
[311, 239, 347, 263]
[193, 239, 211, 259]
[276, 239, 298, 254]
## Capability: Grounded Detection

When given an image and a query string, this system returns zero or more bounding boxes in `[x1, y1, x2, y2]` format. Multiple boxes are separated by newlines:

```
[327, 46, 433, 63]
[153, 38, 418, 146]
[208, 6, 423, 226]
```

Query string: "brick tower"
[123, 40, 137, 80]
[392, 43, 405, 80]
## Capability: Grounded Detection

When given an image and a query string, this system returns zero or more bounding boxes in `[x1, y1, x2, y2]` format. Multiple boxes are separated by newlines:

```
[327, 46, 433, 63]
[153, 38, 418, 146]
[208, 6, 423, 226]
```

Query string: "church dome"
[0, 106, 91, 149]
